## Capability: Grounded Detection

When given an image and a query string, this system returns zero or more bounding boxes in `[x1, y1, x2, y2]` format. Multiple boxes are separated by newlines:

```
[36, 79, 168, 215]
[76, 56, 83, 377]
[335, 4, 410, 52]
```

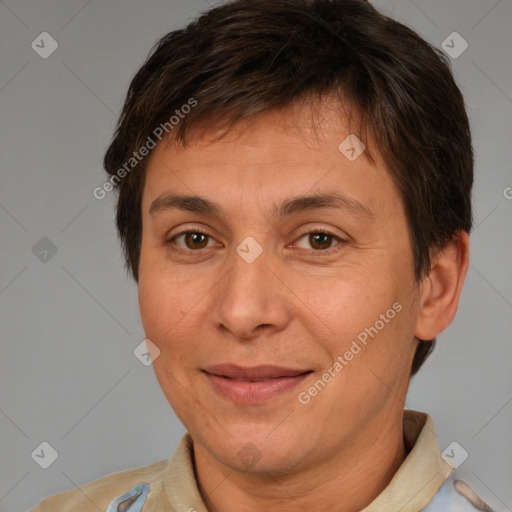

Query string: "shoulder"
[31, 459, 168, 512]
[423, 472, 499, 512]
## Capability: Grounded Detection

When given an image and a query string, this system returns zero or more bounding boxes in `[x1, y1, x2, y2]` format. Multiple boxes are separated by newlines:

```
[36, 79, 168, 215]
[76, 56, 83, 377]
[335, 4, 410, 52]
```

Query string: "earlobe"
[414, 231, 470, 341]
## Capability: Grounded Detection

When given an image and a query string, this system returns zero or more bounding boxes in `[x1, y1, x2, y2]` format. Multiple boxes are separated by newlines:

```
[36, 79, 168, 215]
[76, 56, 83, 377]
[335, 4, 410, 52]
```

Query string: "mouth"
[202, 364, 313, 403]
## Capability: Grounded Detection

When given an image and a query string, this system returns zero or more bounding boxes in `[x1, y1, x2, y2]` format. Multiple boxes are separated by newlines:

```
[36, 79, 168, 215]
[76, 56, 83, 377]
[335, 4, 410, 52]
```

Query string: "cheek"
[138, 269, 189, 349]
[137, 264, 216, 381]
[138, 275, 197, 405]
[290, 264, 415, 382]
[137, 240, 218, 337]
[286, 262, 396, 338]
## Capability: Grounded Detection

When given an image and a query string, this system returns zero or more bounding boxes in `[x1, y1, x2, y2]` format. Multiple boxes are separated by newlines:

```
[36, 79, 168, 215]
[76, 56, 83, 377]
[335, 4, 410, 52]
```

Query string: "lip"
[202, 364, 312, 403]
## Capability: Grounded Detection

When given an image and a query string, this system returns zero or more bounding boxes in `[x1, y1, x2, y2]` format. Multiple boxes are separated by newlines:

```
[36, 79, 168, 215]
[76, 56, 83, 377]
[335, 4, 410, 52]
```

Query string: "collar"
[161, 410, 452, 512]
[361, 410, 453, 511]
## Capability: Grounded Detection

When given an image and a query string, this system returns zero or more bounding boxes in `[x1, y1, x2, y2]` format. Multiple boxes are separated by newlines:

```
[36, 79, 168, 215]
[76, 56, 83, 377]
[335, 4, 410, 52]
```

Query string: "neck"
[194, 410, 407, 512]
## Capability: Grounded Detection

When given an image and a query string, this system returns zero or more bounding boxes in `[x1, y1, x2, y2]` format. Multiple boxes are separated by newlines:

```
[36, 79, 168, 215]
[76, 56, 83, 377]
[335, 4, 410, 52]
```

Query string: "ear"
[414, 231, 470, 340]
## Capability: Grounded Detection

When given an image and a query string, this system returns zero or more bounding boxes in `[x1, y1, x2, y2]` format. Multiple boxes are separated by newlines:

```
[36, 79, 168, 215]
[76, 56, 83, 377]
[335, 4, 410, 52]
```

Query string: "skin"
[138, 100, 469, 512]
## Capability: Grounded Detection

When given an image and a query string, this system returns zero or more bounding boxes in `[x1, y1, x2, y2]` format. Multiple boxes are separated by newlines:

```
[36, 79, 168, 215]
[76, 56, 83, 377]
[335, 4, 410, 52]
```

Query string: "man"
[33, 0, 497, 510]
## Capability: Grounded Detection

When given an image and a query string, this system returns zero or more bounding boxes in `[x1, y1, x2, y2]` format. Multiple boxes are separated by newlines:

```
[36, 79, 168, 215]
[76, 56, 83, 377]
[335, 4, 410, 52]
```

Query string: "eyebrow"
[149, 192, 374, 220]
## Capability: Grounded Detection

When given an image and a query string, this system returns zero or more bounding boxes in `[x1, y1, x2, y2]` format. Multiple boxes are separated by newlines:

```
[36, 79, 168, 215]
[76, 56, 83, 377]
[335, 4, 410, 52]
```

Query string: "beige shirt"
[31, 410, 476, 512]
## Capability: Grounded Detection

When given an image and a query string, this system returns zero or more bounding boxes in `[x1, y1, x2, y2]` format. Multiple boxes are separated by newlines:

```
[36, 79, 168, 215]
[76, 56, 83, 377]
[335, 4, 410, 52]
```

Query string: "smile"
[202, 364, 313, 403]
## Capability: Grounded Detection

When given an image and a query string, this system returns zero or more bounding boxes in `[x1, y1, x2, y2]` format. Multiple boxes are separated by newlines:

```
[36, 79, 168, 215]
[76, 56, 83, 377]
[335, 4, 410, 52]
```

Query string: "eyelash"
[165, 227, 345, 256]
[165, 228, 213, 256]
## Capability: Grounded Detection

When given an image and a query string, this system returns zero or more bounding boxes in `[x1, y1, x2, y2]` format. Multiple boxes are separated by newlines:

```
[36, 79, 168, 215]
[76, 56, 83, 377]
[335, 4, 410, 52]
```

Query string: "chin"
[199, 425, 309, 474]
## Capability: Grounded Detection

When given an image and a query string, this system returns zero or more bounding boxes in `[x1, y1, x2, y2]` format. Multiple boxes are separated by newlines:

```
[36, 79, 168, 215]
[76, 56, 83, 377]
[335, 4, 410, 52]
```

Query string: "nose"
[210, 248, 292, 341]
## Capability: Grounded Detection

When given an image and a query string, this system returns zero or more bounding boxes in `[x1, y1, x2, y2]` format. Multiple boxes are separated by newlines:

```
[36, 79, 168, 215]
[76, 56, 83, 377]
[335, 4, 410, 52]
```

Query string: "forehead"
[141, 104, 398, 220]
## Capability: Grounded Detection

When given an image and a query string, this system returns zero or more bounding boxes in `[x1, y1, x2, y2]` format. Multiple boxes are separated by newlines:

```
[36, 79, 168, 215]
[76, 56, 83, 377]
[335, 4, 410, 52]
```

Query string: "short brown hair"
[103, 0, 473, 375]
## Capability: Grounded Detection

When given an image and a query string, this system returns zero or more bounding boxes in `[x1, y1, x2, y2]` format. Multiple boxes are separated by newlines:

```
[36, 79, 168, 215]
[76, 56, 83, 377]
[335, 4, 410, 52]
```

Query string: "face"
[138, 102, 421, 475]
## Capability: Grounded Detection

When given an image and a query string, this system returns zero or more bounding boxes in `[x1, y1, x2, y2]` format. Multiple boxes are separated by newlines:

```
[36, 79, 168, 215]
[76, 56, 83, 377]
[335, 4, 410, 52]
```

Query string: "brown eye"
[308, 232, 334, 250]
[291, 229, 345, 253]
[292, 231, 341, 251]
[166, 230, 217, 253]
[183, 232, 209, 250]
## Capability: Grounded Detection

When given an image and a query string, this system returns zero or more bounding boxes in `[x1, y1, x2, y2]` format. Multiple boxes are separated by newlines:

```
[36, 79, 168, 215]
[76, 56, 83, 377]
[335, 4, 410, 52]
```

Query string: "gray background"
[0, 0, 511, 511]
